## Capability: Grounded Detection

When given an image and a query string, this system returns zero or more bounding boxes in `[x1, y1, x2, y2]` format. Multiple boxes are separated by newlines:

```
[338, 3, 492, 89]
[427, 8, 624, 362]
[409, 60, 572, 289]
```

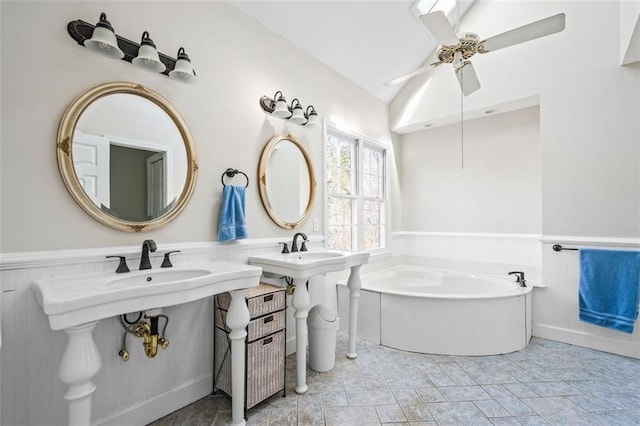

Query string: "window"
[325, 127, 387, 251]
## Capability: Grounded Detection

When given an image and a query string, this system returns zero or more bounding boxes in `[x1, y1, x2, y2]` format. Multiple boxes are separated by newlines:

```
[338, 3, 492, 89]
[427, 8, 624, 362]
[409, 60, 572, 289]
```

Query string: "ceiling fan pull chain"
[460, 70, 464, 169]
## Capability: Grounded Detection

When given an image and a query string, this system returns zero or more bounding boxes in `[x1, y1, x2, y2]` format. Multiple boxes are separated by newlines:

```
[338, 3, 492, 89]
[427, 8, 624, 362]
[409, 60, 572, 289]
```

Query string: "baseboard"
[94, 375, 213, 426]
[533, 323, 640, 360]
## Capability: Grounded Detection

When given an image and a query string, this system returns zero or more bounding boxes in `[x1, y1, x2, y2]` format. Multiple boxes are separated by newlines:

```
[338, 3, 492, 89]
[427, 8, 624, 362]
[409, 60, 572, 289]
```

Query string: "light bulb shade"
[272, 94, 291, 118]
[290, 105, 307, 124]
[305, 110, 320, 127]
[169, 47, 196, 83]
[83, 13, 124, 59]
[132, 32, 166, 73]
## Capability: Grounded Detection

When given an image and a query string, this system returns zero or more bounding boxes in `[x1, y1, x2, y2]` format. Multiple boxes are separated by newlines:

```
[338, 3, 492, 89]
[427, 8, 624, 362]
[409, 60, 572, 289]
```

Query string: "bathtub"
[338, 265, 533, 356]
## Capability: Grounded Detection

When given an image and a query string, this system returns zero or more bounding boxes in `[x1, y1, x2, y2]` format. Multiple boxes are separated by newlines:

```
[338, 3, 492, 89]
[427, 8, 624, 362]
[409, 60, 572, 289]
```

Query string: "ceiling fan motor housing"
[436, 32, 480, 64]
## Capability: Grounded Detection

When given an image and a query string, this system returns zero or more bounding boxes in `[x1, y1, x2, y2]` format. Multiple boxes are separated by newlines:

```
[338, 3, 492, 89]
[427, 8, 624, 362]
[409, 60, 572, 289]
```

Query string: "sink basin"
[249, 250, 369, 279]
[33, 261, 262, 330]
[290, 251, 345, 260]
[104, 268, 211, 288]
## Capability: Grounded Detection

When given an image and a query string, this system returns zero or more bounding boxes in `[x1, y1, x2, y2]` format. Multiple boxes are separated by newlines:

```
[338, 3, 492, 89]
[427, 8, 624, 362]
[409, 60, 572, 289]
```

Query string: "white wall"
[391, 0, 640, 238]
[0, 1, 392, 253]
[401, 106, 542, 233]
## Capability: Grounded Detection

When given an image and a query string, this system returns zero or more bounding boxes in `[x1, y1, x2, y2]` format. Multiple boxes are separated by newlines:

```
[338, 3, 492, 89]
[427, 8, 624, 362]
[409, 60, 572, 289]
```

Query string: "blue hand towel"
[218, 185, 248, 242]
[579, 248, 640, 333]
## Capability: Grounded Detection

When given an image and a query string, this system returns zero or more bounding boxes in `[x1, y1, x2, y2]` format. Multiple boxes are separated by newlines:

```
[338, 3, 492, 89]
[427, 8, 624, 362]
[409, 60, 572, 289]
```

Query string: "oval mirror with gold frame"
[258, 134, 316, 229]
[57, 82, 198, 232]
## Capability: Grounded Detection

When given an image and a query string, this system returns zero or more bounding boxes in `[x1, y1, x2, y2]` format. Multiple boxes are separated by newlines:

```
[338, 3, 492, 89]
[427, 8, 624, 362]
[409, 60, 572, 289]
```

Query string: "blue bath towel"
[579, 248, 640, 333]
[218, 185, 248, 242]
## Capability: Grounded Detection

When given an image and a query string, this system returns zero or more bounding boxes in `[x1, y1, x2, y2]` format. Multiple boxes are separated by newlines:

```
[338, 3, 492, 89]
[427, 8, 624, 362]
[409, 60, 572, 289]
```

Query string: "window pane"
[326, 130, 386, 251]
[328, 197, 352, 225]
[326, 135, 354, 196]
[363, 200, 380, 224]
[363, 225, 380, 250]
[329, 225, 352, 250]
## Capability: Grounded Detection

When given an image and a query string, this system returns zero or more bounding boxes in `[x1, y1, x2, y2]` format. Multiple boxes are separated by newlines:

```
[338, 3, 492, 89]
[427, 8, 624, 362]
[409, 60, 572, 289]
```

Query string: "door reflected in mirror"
[72, 92, 186, 222]
[57, 82, 198, 232]
[258, 134, 316, 229]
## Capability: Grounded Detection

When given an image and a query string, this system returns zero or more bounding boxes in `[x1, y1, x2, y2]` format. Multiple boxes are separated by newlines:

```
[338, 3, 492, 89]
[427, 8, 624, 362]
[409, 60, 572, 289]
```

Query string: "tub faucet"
[140, 239, 157, 270]
[291, 232, 308, 252]
[508, 271, 526, 287]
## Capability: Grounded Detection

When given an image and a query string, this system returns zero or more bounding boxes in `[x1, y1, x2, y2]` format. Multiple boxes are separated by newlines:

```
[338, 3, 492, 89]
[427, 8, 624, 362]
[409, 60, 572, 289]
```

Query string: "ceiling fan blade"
[420, 10, 459, 46]
[451, 51, 480, 96]
[385, 64, 434, 86]
[481, 13, 565, 53]
[455, 60, 481, 96]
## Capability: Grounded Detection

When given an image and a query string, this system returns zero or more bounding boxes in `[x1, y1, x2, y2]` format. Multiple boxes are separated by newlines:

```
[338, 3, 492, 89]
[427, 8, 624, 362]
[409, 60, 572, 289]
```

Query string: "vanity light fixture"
[305, 106, 319, 127]
[259, 91, 320, 127]
[168, 48, 197, 83]
[132, 31, 166, 73]
[272, 92, 291, 118]
[67, 13, 197, 82]
[289, 99, 307, 124]
[83, 13, 124, 59]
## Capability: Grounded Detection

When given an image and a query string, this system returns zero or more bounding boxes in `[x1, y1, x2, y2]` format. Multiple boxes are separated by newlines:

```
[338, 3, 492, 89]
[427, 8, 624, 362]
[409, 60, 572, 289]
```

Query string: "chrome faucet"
[291, 232, 308, 253]
[508, 271, 526, 287]
[140, 239, 157, 270]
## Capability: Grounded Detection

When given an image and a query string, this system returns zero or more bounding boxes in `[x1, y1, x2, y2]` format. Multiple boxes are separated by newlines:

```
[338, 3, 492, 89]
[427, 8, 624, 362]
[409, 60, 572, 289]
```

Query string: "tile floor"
[149, 333, 640, 425]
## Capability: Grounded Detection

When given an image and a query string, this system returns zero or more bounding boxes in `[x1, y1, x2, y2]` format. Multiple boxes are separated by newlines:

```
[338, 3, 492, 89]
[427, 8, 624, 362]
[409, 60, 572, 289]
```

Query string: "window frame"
[324, 123, 389, 253]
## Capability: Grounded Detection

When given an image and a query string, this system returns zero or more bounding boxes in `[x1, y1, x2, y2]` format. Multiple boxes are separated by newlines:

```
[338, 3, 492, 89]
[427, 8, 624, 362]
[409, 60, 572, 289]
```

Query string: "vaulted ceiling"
[230, 1, 473, 103]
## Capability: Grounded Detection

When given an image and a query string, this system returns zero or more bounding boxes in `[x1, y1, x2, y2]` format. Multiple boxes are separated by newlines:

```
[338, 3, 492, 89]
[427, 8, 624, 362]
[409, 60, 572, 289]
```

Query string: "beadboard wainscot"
[388, 232, 543, 284]
[0, 236, 323, 426]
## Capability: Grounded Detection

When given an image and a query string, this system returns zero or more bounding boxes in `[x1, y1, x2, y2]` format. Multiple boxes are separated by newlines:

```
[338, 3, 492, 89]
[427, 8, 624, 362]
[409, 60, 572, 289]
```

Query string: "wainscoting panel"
[389, 232, 542, 283]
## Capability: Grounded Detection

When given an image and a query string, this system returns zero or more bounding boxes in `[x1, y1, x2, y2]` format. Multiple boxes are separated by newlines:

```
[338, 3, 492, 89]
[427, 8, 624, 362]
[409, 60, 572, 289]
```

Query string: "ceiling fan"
[386, 9, 566, 96]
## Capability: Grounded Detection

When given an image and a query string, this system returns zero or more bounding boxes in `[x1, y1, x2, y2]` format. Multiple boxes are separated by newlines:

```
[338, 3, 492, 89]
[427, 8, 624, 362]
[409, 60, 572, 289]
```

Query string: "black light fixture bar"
[67, 20, 177, 76]
[259, 95, 277, 114]
[259, 93, 319, 127]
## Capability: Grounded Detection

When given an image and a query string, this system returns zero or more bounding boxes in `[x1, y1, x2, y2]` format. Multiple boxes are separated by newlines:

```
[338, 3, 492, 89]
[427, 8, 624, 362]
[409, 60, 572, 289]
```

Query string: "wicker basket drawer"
[214, 328, 285, 410]
[248, 310, 285, 342]
[216, 284, 285, 318]
[246, 330, 285, 409]
[216, 308, 285, 342]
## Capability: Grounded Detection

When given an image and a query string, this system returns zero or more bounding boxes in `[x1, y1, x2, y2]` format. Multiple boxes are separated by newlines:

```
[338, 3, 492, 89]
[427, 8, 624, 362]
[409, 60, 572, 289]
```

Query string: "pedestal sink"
[248, 250, 369, 394]
[33, 261, 261, 426]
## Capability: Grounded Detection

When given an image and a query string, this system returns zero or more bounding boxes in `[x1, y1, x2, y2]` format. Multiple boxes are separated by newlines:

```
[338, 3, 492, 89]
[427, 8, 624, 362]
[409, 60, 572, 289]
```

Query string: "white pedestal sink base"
[226, 289, 251, 425]
[247, 251, 369, 396]
[59, 322, 101, 426]
[292, 278, 310, 394]
[289, 265, 363, 390]
[346, 265, 362, 359]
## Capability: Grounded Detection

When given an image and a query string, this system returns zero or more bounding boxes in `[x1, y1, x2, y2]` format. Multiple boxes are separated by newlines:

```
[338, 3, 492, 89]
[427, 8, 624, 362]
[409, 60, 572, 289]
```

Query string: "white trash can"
[307, 304, 338, 372]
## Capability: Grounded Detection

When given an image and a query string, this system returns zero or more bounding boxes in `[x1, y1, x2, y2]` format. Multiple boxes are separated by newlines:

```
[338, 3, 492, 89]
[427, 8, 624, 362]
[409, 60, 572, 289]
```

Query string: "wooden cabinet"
[214, 283, 286, 412]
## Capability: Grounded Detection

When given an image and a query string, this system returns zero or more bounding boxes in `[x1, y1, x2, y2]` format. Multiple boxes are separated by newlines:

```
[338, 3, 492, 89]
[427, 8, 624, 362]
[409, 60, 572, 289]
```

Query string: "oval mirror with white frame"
[57, 82, 198, 232]
[258, 134, 316, 229]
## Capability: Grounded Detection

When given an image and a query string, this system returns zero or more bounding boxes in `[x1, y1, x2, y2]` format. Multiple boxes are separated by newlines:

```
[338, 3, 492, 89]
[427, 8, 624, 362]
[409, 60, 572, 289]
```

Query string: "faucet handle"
[106, 255, 130, 273]
[508, 271, 526, 287]
[161, 250, 181, 268]
[278, 242, 290, 254]
[300, 240, 308, 251]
